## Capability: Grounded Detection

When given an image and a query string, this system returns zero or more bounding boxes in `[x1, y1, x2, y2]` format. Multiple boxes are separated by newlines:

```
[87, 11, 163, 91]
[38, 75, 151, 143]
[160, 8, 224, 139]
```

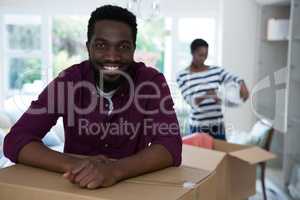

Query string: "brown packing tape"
[125, 179, 191, 188]
[126, 165, 212, 186]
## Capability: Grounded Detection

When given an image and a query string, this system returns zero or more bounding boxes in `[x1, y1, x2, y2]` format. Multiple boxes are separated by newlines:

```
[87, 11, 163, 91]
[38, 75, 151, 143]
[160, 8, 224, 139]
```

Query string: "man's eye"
[95, 43, 106, 49]
[119, 44, 131, 50]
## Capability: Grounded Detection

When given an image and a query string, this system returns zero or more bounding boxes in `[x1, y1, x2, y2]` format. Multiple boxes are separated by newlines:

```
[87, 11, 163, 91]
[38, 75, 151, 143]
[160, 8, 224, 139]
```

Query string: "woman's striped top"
[176, 66, 241, 126]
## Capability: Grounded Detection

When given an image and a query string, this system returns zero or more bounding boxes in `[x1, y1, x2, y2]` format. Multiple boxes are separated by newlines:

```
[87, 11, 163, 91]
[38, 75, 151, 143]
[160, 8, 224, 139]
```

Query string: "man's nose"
[104, 46, 121, 61]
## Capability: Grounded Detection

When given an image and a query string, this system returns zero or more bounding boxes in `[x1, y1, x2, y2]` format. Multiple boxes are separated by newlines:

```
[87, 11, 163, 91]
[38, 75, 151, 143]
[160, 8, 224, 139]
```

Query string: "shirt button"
[104, 144, 109, 148]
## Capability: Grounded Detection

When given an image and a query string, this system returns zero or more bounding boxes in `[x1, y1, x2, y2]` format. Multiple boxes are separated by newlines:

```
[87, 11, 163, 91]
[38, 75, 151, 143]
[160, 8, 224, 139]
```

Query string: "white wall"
[221, 0, 260, 131]
[0, 0, 124, 14]
[161, 0, 220, 17]
[0, 0, 220, 16]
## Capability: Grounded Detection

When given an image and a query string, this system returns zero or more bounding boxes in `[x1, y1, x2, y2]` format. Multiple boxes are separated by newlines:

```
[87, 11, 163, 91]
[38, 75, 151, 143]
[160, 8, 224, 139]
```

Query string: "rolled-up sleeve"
[220, 68, 242, 84]
[144, 74, 182, 166]
[3, 78, 62, 163]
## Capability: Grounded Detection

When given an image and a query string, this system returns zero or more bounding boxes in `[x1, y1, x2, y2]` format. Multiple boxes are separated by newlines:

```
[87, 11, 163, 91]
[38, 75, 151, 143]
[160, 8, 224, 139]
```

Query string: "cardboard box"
[0, 163, 218, 200]
[127, 165, 218, 200]
[182, 140, 276, 200]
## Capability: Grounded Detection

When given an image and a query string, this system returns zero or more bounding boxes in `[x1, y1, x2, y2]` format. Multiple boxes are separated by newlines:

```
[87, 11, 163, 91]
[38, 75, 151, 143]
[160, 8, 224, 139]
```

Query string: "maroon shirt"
[3, 61, 182, 166]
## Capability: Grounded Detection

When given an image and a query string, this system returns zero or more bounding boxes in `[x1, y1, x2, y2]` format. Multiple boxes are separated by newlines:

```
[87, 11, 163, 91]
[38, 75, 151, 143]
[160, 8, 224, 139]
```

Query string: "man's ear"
[133, 44, 136, 51]
[86, 41, 90, 51]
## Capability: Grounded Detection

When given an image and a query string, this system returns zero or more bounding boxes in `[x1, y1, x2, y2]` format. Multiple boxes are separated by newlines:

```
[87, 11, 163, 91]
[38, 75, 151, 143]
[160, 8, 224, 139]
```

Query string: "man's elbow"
[3, 132, 31, 163]
[172, 150, 182, 167]
[3, 134, 16, 162]
[161, 141, 182, 167]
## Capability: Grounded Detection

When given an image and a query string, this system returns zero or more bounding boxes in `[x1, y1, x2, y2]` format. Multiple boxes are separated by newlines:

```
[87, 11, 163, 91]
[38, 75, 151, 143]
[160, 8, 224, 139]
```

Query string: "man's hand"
[63, 158, 121, 189]
[17, 142, 175, 190]
[239, 81, 249, 101]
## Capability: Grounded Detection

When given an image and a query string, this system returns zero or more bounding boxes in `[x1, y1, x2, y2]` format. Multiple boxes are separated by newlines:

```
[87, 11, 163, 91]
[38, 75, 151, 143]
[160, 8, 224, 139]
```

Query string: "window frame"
[2, 14, 52, 97]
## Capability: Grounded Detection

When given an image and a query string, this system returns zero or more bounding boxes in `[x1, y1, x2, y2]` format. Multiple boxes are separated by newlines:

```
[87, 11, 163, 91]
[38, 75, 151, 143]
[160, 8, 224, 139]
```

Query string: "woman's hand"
[239, 81, 249, 101]
[206, 89, 221, 103]
[194, 89, 220, 105]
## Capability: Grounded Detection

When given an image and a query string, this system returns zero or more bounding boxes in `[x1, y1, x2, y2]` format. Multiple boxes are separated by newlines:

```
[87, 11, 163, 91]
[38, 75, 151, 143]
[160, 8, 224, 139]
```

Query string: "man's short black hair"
[87, 5, 137, 44]
[190, 39, 209, 54]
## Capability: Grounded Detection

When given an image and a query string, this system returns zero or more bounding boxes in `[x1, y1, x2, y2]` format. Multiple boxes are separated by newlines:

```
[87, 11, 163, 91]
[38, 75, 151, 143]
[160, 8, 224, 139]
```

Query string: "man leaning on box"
[3, 5, 182, 189]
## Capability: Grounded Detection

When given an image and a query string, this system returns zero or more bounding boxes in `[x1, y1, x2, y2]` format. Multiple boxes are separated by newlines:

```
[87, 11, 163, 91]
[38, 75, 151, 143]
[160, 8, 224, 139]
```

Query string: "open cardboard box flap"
[182, 139, 276, 200]
[229, 146, 276, 165]
[182, 145, 226, 171]
[213, 139, 247, 153]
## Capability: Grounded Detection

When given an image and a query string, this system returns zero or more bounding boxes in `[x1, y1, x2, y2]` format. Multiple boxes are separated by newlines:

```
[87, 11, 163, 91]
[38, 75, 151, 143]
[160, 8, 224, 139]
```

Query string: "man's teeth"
[104, 66, 119, 71]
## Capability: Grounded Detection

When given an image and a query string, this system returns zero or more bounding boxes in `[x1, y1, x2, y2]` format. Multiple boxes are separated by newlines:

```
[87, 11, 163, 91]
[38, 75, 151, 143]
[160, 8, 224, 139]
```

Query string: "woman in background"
[176, 39, 249, 140]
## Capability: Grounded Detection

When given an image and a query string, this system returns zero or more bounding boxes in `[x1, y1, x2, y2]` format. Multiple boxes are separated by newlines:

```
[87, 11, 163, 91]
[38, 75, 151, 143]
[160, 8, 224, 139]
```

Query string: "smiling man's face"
[86, 20, 135, 82]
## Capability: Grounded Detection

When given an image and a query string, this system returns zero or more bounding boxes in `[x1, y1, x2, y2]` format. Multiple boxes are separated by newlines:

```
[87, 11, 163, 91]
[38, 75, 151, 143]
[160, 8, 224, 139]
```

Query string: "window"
[135, 18, 166, 72]
[52, 16, 88, 77]
[8, 58, 42, 89]
[4, 15, 43, 93]
[177, 18, 217, 70]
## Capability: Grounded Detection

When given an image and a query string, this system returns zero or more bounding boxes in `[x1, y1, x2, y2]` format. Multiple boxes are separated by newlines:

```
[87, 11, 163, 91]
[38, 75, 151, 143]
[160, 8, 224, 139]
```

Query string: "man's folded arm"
[3, 76, 79, 172]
